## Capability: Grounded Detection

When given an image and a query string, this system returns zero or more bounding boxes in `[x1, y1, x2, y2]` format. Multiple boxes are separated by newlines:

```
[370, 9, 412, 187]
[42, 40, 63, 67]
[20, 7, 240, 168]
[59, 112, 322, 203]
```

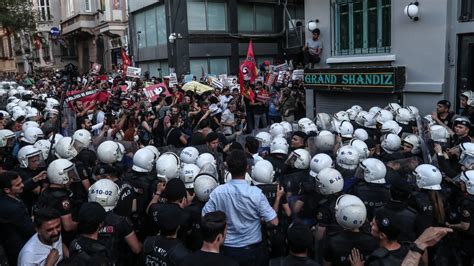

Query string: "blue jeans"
[222, 242, 268, 266]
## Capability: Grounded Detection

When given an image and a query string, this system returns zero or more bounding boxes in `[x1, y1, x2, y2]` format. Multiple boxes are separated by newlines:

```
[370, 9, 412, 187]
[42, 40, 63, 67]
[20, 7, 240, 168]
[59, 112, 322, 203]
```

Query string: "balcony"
[60, 13, 97, 36]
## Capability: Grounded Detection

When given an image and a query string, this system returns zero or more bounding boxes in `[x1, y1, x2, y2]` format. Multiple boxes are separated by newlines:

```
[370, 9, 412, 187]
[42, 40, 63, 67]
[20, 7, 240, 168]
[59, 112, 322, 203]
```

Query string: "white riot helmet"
[49, 134, 64, 149]
[132, 148, 157, 172]
[346, 109, 359, 121]
[414, 164, 442, 190]
[402, 134, 421, 154]
[395, 108, 411, 125]
[17, 145, 43, 168]
[335, 194, 367, 230]
[5, 102, 17, 113]
[156, 152, 181, 181]
[424, 115, 436, 127]
[196, 153, 216, 168]
[88, 179, 120, 211]
[381, 133, 401, 154]
[18, 101, 28, 108]
[0, 129, 15, 147]
[360, 158, 387, 184]
[386, 103, 402, 115]
[180, 147, 199, 164]
[362, 112, 377, 129]
[381, 120, 402, 135]
[97, 141, 123, 164]
[194, 173, 219, 201]
[47, 159, 77, 185]
[256, 132, 272, 148]
[375, 110, 393, 124]
[12, 109, 26, 121]
[26, 107, 38, 120]
[337, 121, 354, 138]
[336, 146, 360, 170]
[224, 171, 252, 185]
[309, 153, 333, 178]
[464, 91, 474, 107]
[369, 106, 382, 114]
[280, 121, 293, 135]
[298, 117, 312, 130]
[73, 129, 92, 151]
[315, 130, 336, 152]
[349, 139, 369, 161]
[460, 170, 474, 195]
[429, 125, 450, 143]
[355, 111, 369, 127]
[22, 121, 40, 132]
[301, 121, 318, 134]
[45, 98, 60, 110]
[353, 128, 368, 141]
[251, 160, 275, 185]
[406, 106, 419, 120]
[351, 105, 363, 113]
[270, 123, 285, 138]
[180, 163, 201, 189]
[12, 106, 24, 115]
[0, 110, 10, 121]
[34, 139, 52, 160]
[270, 137, 289, 154]
[460, 142, 474, 161]
[292, 149, 311, 169]
[54, 137, 78, 160]
[145, 145, 160, 159]
[315, 168, 344, 195]
[333, 111, 349, 122]
[8, 89, 19, 97]
[316, 113, 333, 130]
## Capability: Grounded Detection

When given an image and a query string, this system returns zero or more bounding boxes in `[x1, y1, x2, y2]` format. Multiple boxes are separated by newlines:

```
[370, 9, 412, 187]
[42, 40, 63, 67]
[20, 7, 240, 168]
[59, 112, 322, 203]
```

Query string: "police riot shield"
[307, 133, 336, 157]
[416, 114, 433, 164]
[385, 156, 423, 185]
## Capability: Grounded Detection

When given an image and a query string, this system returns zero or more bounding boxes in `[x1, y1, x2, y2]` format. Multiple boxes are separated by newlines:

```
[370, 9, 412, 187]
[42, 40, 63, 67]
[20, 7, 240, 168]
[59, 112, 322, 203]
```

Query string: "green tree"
[0, 0, 37, 33]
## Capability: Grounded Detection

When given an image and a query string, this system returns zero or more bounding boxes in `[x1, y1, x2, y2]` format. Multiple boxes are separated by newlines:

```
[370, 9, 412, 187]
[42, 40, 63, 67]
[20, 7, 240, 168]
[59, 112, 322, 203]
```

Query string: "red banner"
[143, 83, 171, 102]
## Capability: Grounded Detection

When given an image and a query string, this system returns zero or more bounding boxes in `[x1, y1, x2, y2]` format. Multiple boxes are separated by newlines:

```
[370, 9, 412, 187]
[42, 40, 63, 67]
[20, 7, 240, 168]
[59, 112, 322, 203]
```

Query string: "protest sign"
[275, 63, 289, 72]
[292, 69, 304, 80]
[277, 71, 286, 84]
[169, 73, 178, 87]
[265, 73, 277, 87]
[126, 66, 142, 78]
[143, 83, 171, 102]
[65, 89, 99, 103]
[210, 78, 224, 89]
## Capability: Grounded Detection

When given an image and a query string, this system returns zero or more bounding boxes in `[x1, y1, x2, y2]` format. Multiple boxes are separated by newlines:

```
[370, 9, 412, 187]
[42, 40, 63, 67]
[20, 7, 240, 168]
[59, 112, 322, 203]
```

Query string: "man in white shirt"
[219, 88, 233, 111]
[18, 208, 67, 266]
[221, 101, 237, 140]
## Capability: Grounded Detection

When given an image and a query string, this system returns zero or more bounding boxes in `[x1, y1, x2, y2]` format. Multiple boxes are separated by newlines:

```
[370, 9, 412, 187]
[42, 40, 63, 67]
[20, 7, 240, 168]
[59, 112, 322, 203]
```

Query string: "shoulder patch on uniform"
[62, 200, 71, 211]
[463, 209, 471, 218]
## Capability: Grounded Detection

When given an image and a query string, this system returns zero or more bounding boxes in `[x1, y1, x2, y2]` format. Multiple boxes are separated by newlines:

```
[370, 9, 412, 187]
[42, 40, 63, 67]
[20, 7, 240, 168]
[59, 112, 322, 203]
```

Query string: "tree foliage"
[0, 0, 37, 33]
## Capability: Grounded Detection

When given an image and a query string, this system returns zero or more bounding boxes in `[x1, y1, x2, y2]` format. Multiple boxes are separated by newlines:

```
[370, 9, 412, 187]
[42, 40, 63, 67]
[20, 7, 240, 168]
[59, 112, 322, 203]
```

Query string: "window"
[460, 0, 474, 21]
[187, 0, 227, 31]
[38, 0, 51, 21]
[333, 0, 391, 56]
[134, 5, 167, 48]
[238, 4, 274, 32]
[190, 58, 229, 77]
[85, 0, 91, 12]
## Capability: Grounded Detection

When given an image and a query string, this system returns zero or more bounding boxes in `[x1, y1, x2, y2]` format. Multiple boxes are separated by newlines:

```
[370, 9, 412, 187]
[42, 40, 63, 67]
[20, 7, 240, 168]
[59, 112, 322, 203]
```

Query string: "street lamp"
[404, 2, 419, 21]
[136, 31, 141, 67]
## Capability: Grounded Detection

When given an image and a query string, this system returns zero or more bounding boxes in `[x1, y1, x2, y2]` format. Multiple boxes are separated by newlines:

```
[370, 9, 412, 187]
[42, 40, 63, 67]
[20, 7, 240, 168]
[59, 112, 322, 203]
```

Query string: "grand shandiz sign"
[304, 67, 406, 93]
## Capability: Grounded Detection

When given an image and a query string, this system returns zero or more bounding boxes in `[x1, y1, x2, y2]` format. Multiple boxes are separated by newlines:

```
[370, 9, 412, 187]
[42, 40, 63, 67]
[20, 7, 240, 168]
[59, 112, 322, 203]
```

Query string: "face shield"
[460, 155, 474, 170]
[27, 152, 46, 169]
[5, 135, 15, 148]
[65, 164, 80, 183]
[285, 151, 300, 167]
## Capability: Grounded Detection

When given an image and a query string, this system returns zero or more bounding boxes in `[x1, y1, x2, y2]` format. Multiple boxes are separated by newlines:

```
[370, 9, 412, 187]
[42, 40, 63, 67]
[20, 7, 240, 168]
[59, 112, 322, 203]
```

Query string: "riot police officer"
[0, 129, 17, 171]
[88, 179, 142, 265]
[266, 137, 289, 181]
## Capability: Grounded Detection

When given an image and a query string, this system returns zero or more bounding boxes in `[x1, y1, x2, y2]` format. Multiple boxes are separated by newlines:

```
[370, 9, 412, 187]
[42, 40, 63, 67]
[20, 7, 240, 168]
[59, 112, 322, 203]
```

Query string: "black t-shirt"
[142, 235, 190, 266]
[98, 212, 135, 265]
[366, 245, 409, 266]
[69, 235, 111, 266]
[322, 231, 378, 266]
[113, 179, 136, 218]
[167, 127, 186, 148]
[269, 254, 319, 266]
[179, 250, 238, 266]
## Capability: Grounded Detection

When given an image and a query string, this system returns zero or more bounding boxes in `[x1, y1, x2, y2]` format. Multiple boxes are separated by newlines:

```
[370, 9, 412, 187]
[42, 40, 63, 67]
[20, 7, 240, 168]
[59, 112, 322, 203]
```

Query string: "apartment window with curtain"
[38, 0, 51, 21]
[333, 0, 391, 56]
[190, 58, 229, 77]
[85, 0, 92, 12]
[134, 5, 167, 49]
[238, 4, 274, 32]
[460, 0, 474, 21]
[187, 0, 227, 31]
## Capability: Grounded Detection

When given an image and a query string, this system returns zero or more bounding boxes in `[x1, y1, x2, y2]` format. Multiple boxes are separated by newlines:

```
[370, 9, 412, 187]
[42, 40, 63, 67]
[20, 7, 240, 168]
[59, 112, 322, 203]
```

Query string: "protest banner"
[265, 73, 277, 87]
[169, 73, 178, 87]
[292, 69, 304, 80]
[143, 83, 171, 102]
[277, 71, 286, 84]
[65, 89, 99, 103]
[210, 78, 224, 89]
[275, 63, 289, 72]
[126, 66, 142, 78]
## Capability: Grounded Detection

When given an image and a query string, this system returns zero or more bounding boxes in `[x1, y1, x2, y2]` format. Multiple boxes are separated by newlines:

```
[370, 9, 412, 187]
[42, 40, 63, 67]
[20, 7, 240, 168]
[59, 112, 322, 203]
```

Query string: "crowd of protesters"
[0, 63, 472, 266]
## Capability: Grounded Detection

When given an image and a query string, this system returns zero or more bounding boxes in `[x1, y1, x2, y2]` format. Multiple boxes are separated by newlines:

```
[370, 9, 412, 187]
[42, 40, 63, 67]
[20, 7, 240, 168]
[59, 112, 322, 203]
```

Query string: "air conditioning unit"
[288, 19, 304, 30]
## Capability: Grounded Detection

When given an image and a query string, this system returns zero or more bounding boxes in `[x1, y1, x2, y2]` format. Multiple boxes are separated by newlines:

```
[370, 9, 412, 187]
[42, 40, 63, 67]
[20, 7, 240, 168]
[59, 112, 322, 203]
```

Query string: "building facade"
[129, 0, 304, 78]
[304, 0, 454, 118]
[0, 29, 16, 76]
[60, 0, 129, 73]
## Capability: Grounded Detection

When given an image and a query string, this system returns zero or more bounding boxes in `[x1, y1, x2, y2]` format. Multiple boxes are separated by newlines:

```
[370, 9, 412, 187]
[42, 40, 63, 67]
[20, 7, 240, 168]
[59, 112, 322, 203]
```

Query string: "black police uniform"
[266, 155, 288, 181]
[70, 158, 91, 202]
[458, 194, 474, 262]
[315, 194, 341, 234]
[113, 178, 136, 218]
[148, 203, 193, 239]
[279, 169, 308, 195]
[322, 230, 378, 266]
[142, 235, 190, 266]
[69, 235, 112, 265]
[0, 193, 35, 265]
[0, 148, 16, 170]
[379, 200, 419, 242]
[184, 200, 205, 251]
[98, 211, 135, 266]
[365, 245, 409, 266]
[409, 190, 444, 231]
[16, 167, 44, 213]
[350, 181, 391, 221]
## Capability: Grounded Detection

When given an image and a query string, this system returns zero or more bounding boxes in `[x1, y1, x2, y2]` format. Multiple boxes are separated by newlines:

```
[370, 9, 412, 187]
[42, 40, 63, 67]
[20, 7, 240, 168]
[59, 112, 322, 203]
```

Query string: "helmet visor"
[27, 152, 46, 169]
[65, 164, 80, 182]
[460, 155, 474, 170]
[6, 135, 15, 147]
